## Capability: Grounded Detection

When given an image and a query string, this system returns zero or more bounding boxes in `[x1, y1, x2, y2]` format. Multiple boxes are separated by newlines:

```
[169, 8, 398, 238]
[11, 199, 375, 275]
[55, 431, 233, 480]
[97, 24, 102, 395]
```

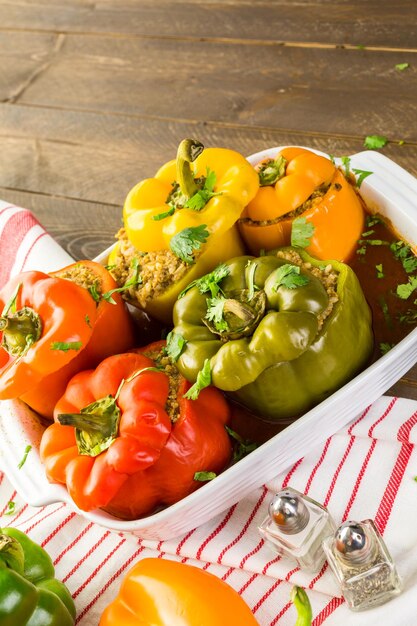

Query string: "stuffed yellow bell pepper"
[109, 139, 259, 324]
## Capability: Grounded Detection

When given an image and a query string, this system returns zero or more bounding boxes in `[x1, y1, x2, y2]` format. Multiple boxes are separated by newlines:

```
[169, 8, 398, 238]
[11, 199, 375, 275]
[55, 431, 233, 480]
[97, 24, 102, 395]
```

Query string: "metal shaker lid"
[268, 489, 310, 535]
[334, 521, 374, 564]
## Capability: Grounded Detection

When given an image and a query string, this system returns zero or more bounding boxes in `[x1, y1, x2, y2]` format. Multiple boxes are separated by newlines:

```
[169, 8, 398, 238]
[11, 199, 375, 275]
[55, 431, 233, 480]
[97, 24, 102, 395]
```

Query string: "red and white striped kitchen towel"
[1, 200, 417, 626]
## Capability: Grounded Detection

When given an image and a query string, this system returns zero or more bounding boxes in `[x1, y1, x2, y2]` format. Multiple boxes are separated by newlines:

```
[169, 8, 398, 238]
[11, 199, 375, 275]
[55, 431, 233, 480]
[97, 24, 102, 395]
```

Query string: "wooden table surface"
[1, 0, 417, 397]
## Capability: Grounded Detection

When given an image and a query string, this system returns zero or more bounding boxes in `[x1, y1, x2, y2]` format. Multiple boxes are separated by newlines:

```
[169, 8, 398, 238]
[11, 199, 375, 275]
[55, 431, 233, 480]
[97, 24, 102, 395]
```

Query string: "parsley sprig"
[273, 264, 309, 291]
[291, 217, 315, 248]
[205, 297, 228, 332]
[170, 224, 209, 264]
[183, 359, 212, 400]
[178, 263, 229, 299]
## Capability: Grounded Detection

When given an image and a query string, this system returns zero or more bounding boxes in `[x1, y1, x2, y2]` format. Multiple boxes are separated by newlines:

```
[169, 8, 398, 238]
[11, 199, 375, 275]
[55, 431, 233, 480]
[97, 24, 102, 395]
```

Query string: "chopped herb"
[194, 471, 217, 482]
[183, 358, 212, 400]
[340, 156, 351, 177]
[152, 207, 175, 221]
[366, 214, 383, 228]
[380, 342, 395, 355]
[170, 224, 209, 264]
[164, 331, 187, 362]
[395, 63, 410, 71]
[398, 309, 417, 324]
[364, 135, 388, 150]
[225, 426, 258, 463]
[4, 501, 16, 515]
[184, 168, 220, 211]
[352, 168, 373, 188]
[2, 282, 21, 316]
[101, 259, 142, 304]
[291, 217, 315, 248]
[378, 296, 392, 328]
[50, 341, 83, 352]
[361, 230, 375, 238]
[273, 264, 309, 291]
[356, 245, 367, 255]
[178, 263, 229, 299]
[357, 239, 389, 247]
[205, 297, 228, 332]
[18, 445, 32, 469]
[85, 314, 92, 328]
[88, 283, 101, 302]
[376, 263, 384, 279]
[390, 241, 417, 274]
[104, 264, 116, 271]
[396, 276, 417, 300]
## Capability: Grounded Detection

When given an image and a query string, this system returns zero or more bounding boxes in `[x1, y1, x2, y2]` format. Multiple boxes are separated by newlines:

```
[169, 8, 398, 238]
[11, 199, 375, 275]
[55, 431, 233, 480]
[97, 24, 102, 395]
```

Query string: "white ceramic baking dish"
[1, 147, 417, 540]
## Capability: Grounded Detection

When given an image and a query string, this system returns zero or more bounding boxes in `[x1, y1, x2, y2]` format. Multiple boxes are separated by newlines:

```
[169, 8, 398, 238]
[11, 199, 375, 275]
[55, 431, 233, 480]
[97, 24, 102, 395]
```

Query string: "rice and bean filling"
[141, 348, 181, 423]
[55, 265, 102, 295]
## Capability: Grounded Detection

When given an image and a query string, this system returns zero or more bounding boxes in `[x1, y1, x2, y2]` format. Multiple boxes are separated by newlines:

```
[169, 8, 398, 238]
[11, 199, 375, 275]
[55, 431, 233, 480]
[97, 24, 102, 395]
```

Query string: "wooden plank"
[7, 34, 416, 141]
[0, 1, 416, 49]
[1, 104, 416, 206]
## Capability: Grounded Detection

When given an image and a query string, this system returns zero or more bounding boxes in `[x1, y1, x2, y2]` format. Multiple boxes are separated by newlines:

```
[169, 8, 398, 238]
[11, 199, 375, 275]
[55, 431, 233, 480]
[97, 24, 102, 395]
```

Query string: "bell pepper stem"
[223, 299, 256, 324]
[176, 138, 204, 199]
[290, 586, 313, 626]
[0, 307, 42, 357]
[57, 395, 121, 457]
[0, 533, 25, 574]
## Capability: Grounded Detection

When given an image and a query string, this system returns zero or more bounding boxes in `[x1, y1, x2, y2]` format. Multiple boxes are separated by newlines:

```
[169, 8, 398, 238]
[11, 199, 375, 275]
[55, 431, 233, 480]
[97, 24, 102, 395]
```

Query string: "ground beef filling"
[276, 249, 339, 330]
[239, 183, 331, 227]
[142, 349, 181, 422]
[55, 265, 102, 295]
[110, 229, 191, 308]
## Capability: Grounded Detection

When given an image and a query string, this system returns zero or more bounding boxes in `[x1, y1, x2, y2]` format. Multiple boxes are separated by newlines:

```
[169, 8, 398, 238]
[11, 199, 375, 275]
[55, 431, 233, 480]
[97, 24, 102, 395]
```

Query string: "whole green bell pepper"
[173, 247, 373, 421]
[0, 527, 76, 626]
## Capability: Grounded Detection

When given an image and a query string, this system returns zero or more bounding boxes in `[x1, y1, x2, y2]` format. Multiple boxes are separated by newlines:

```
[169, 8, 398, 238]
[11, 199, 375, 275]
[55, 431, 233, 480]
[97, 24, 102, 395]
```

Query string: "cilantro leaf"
[390, 241, 417, 274]
[395, 63, 409, 71]
[380, 342, 395, 355]
[205, 297, 228, 332]
[5, 501, 16, 515]
[398, 309, 417, 324]
[273, 264, 309, 291]
[170, 224, 209, 264]
[366, 215, 383, 228]
[291, 217, 315, 248]
[364, 135, 388, 150]
[352, 168, 373, 188]
[178, 263, 229, 299]
[164, 331, 187, 362]
[152, 207, 175, 221]
[184, 168, 220, 211]
[194, 471, 217, 481]
[183, 359, 212, 400]
[225, 426, 258, 463]
[376, 263, 384, 278]
[396, 276, 417, 300]
[88, 283, 101, 302]
[50, 341, 83, 352]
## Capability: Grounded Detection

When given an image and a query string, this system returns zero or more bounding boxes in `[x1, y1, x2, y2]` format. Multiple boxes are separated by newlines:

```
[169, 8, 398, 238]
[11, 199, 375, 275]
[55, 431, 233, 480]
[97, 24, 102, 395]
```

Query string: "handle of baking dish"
[0, 399, 70, 507]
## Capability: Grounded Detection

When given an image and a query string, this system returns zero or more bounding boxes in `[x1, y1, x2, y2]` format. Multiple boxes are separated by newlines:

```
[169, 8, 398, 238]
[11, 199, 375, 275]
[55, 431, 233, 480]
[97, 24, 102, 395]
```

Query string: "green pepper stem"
[290, 586, 313, 626]
[57, 395, 121, 457]
[223, 299, 256, 324]
[176, 138, 204, 199]
[0, 533, 25, 574]
[0, 307, 42, 357]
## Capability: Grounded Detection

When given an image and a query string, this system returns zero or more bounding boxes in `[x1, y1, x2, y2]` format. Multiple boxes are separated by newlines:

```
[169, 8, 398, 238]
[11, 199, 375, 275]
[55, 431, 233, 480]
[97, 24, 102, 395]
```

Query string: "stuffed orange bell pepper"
[0, 270, 98, 399]
[108, 139, 259, 324]
[40, 342, 232, 518]
[18, 260, 135, 418]
[238, 147, 365, 262]
[100, 558, 259, 626]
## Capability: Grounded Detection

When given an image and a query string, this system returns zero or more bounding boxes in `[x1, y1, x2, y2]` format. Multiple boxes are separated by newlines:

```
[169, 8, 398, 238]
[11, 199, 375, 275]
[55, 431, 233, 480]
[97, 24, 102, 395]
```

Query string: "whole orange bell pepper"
[238, 147, 365, 262]
[0, 270, 98, 399]
[40, 342, 232, 518]
[19, 260, 135, 418]
[100, 558, 259, 626]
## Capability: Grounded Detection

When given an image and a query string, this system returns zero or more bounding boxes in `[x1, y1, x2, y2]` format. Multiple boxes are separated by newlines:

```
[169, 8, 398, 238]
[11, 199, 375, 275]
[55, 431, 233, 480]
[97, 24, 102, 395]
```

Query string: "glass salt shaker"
[323, 519, 403, 611]
[258, 487, 336, 572]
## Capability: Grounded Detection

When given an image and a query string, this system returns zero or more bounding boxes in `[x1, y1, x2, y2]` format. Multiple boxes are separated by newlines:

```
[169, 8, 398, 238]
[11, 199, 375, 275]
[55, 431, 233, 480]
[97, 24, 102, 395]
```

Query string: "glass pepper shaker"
[323, 519, 403, 611]
[258, 487, 336, 572]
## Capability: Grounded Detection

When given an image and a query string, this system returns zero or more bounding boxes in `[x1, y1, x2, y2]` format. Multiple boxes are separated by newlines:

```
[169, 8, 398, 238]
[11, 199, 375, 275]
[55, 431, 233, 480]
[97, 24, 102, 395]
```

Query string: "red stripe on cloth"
[217, 486, 268, 564]
[75, 545, 145, 624]
[175, 527, 197, 555]
[342, 439, 378, 522]
[0, 210, 40, 285]
[63, 531, 111, 584]
[347, 403, 372, 435]
[374, 442, 414, 534]
[6, 503, 29, 525]
[262, 553, 282, 575]
[252, 576, 285, 614]
[41, 512, 77, 547]
[312, 597, 345, 625]
[305, 437, 332, 494]
[397, 408, 417, 443]
[282, 457, 304, 488]
[0, 472, 4, 488]
[54, 523, 94, 565]
[239, 538, 264, 569]
[23, 503, 66, 534]
[308, 562, 329, 589]
[323, 436, 356, 507]
[368, 397, 397, 437]
[195, 502, 238, 560]
[221, 566, 235, 581]
[269, 600, 292, 626]
[0, 205, 15, 215]
[73, 536, 126, 598]
[238, 572, 259, 596]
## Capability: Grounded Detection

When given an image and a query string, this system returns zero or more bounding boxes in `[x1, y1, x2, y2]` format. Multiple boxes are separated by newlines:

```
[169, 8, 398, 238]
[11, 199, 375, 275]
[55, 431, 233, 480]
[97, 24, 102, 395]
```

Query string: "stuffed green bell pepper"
[0, 527, 76, 626]
[172, 247, 373, 421]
